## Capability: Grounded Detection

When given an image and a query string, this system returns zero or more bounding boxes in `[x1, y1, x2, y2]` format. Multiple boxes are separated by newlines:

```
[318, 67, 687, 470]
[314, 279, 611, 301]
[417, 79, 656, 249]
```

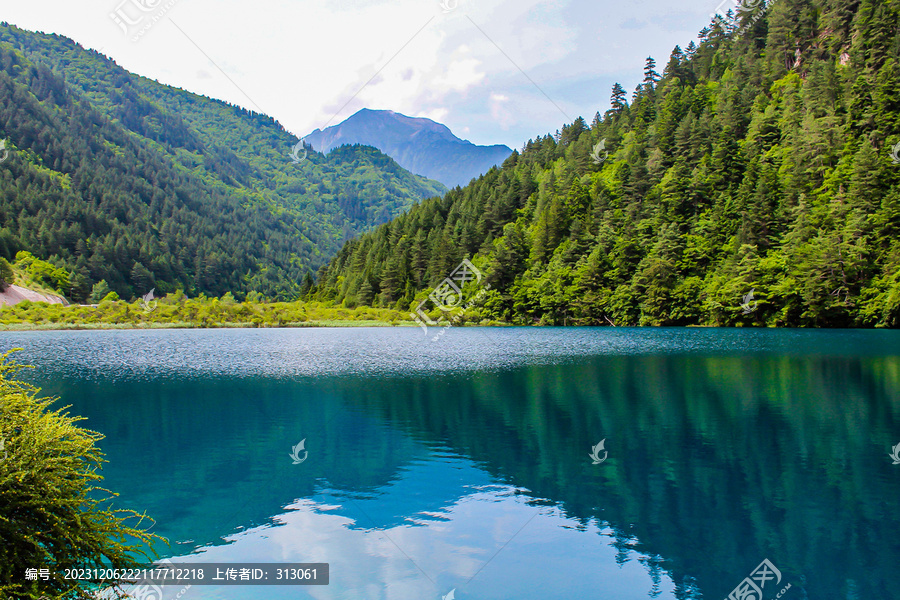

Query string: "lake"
[3, 327, 899, 600]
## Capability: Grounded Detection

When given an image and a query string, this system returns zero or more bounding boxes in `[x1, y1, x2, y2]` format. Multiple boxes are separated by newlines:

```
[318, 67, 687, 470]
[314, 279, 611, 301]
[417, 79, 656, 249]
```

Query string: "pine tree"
[643, 57, 661, 90]
[358, 277, 374, 305]
[0, 257, 14, 291]
[664, 46, 687, 84]
[610, 83, 628, 113]
[90, 279, 111, 303]
[130, 261, 155, 296]
[299, 271, 315, 297]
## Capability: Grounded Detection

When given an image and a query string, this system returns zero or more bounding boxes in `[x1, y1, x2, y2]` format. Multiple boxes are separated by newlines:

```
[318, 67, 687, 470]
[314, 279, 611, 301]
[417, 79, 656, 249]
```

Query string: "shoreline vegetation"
[0, 287, 895, 331]
[1, 284, 895, 330]
[0, 292, 511, 331]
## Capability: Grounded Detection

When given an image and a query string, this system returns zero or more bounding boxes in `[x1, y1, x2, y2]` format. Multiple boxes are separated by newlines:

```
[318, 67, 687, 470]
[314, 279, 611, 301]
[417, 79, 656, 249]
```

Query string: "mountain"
[304, 109, 513, 189]
[0, 23, 445, 302]
[313, 0, 900, 328]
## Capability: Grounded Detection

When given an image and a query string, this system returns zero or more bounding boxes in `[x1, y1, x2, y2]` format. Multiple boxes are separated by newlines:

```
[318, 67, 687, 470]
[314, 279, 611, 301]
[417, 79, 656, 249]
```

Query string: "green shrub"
[14, 251, 71, 294]
[0, 257, 14, 291]
[90, 280, 111, 304]
[0, 351, 161, 599]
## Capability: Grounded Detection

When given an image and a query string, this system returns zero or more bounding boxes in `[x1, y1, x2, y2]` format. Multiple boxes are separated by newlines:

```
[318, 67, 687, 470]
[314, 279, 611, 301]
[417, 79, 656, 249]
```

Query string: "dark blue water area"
[2, 327, 899, 599]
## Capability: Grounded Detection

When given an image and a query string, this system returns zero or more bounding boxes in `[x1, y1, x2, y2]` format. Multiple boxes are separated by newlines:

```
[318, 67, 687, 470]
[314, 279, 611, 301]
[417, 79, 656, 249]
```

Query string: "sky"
[2, 0, 722, 150]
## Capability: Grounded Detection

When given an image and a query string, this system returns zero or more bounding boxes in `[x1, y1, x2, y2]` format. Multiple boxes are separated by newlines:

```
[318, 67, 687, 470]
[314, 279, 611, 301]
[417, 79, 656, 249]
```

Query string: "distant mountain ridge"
[305, 109, 513, 188]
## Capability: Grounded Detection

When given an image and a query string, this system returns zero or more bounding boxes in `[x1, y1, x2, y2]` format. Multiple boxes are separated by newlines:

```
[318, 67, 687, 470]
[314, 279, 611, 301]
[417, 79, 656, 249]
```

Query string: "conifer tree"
[643, 57, 661, 89]
[610, 83, 628, 113]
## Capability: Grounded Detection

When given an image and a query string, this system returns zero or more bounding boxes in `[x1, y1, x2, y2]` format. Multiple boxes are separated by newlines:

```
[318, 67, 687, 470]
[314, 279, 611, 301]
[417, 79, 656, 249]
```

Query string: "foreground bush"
[0, 351, 160, 599]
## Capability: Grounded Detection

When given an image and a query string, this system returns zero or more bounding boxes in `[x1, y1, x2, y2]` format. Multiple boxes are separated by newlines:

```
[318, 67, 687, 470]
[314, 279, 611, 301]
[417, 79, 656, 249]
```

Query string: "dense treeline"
[0, 23, 444, 302]
[315, 0, 900, 327]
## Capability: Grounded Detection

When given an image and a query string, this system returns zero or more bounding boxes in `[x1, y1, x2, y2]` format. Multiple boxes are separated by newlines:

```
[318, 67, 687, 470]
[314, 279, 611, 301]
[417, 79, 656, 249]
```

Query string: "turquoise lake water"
[2, 327, 899, 599]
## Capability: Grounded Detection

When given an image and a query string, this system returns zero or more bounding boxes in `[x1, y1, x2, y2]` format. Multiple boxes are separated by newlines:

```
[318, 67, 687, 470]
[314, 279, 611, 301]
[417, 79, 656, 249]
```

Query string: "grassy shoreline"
[0, 319, 420, 331]
[0, 295, 509, 331]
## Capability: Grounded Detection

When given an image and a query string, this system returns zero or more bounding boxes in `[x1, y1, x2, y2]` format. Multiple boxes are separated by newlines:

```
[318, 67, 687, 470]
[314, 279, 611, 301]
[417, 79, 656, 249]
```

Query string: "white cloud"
[419, 107, 450, 122]
[489, 92, 514, 129]
[2, 0, 718, 147]
[164, 484, 679, 600]
[432, 57, 485, 94]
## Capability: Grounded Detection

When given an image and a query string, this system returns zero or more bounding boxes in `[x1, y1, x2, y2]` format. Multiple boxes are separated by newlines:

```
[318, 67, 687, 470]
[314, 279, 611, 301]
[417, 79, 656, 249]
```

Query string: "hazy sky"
[3, 0, 721, 149]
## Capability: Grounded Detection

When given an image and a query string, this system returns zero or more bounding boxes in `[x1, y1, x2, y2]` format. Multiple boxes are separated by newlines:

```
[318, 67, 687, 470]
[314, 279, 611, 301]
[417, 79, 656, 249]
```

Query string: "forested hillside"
[314, 0, 900, 327]
[0, 23, 444, 301]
